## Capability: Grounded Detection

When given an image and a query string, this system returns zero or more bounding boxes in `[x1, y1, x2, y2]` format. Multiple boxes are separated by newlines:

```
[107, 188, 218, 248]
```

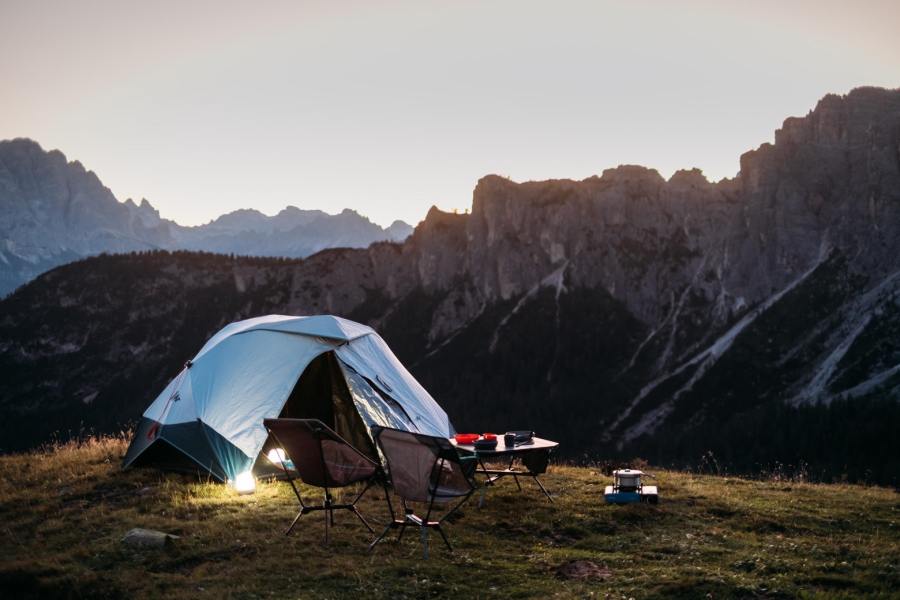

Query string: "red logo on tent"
[146, 366, 190, 441]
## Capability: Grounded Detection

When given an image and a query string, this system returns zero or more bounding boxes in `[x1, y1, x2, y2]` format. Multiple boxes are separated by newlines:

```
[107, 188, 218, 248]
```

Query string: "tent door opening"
[255, 351, 378, 475]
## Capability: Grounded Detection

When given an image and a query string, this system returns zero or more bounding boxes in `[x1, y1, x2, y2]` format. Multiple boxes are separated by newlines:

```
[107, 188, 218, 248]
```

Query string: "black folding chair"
[263, 418, 382, 543]
[368, 426, 477, 558]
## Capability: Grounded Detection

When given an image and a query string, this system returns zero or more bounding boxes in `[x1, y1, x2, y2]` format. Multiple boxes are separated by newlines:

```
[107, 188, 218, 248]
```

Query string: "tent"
[123, 314, 453, 483]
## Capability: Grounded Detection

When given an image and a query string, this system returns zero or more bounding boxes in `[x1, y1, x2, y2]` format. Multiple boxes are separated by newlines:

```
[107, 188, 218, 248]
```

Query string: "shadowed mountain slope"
[2, 88, 899, 483]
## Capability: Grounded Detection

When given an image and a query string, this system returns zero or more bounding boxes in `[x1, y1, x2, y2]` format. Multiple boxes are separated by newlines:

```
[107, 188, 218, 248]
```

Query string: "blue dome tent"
[122, 315, 453, 484]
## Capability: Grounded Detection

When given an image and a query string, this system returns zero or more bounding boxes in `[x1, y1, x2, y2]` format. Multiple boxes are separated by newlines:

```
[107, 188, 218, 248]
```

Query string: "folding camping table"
[450, 436, 558, 505]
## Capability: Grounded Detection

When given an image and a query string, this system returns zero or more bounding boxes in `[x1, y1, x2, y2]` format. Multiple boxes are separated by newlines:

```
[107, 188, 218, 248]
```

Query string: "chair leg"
[398, 501, 413, 541]
[369, 488, 465, 558]
[368, 515, 454, 558]
[285, 511, 304, 536]
[435, 524, 453, 552]
[369, 479, 398, 552]
[380, 480, 395, 520]
[351, 478, 374, 506]
[351, 505, 375, 533]
[441, 490, 474, 523]
[369, 521, 395, 551]
[324, 489, 336, 526]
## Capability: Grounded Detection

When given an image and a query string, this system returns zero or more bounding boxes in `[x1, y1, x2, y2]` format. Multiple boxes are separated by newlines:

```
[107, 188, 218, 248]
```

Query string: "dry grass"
[1, 435, 898, 599]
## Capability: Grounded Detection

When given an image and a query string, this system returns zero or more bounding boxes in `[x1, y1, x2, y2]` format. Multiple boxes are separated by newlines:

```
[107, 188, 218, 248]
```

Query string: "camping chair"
[368, 426, 477, 558]
[263, 418, 383, 543]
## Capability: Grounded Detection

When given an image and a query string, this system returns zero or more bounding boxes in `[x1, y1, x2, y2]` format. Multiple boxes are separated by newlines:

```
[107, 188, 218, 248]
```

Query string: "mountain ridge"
[0, 138, 413, 295]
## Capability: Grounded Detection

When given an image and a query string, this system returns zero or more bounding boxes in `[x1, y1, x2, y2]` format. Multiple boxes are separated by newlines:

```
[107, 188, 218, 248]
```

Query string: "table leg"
[533, 475, 553, 502]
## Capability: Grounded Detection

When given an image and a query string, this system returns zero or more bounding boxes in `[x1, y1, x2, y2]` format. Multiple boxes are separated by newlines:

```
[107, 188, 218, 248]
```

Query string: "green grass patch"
[0, 435, 897, 598]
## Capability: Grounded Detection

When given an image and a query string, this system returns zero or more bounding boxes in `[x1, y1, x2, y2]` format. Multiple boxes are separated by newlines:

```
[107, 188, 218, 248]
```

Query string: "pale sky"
[1, 1, 898, 227]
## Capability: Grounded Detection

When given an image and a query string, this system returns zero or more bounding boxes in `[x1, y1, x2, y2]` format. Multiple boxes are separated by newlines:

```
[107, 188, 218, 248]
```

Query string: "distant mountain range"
[1, 88, 899, 484]
[0, 138, 412, 296]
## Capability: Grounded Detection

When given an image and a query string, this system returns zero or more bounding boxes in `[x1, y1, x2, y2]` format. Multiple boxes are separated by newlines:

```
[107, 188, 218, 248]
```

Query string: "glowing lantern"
[233, 470, 256, 495]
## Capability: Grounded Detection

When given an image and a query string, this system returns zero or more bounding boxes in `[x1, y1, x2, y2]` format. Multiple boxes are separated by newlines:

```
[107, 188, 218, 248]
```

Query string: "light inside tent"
[233, 470, 256, 495]
[266, 447, 295, 470]
[267, 448, 287, 465]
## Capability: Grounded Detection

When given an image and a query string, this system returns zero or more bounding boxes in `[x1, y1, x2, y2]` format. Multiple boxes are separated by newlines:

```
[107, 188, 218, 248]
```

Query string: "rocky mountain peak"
[385, 219, 415, 242]
[668, 168, 711, 188]
[413, 206, 468, 244]
[0, 140, 416, 295]
[599, 164, 665, 185]
[206, 208, 269, 231]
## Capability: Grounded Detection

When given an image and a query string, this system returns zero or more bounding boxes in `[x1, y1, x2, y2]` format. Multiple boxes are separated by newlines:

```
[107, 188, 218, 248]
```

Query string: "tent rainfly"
[122, 315, 453, 485]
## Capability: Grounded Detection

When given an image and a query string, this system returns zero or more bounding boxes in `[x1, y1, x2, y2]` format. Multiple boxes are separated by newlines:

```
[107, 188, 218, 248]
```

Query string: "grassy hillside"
[0, 436, 897, 599]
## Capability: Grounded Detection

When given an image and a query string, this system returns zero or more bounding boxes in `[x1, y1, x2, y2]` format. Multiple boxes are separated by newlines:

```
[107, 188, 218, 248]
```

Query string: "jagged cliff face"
[2, 88, 899, 482]
[0, 140, 412, 296]
[0, 140, 172, 294]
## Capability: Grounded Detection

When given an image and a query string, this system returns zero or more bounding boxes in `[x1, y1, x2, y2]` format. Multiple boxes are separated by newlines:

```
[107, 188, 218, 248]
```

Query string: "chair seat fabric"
[375, 427, 474, 503]
[264, 418, 378, 488]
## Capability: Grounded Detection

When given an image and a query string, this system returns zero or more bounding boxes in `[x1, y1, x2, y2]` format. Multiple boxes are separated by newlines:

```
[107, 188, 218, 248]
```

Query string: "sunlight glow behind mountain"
[1, 0, 898, 227]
